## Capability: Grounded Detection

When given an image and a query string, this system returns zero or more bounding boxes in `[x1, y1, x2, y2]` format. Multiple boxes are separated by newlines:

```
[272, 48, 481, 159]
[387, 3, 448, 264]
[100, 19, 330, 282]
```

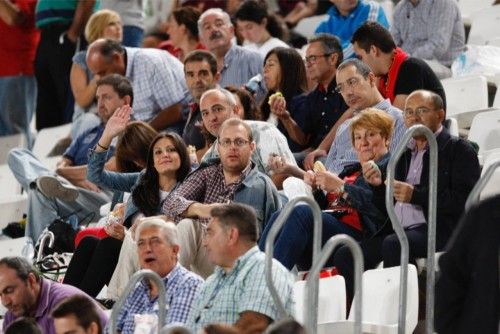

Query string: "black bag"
[46, 218, 77, 253]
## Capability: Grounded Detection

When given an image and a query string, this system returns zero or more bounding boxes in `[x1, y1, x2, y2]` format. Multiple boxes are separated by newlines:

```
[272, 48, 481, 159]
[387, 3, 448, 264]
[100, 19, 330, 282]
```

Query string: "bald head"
[86, 38, 126, 77]
[200, 88, 240, 137]
[404, 90, 445, 132]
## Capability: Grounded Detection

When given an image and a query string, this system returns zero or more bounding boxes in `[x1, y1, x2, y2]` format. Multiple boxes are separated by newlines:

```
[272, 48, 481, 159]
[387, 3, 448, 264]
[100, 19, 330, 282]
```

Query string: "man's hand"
[303, 149, 327, 171]
[268, 154, 294, 175]
[268, 94, 290, 120]
[392, 180, 414, 203]
[303, 170, 316, 188]
[187, 202, 223, 219]
[104, 221, 125, 240]
[362, 160, 382, 186]
[315, 171, 344, 193]
[73, 179, 101, 192]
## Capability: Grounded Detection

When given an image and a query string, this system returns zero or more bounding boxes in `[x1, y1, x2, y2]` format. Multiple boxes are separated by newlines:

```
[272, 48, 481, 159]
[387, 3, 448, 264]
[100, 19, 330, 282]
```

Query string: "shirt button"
[324, 97, 327, 101]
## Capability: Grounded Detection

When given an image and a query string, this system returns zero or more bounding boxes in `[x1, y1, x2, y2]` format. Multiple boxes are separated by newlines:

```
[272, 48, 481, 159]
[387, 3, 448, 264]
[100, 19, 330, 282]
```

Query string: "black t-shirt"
[394, 57, 447, 109]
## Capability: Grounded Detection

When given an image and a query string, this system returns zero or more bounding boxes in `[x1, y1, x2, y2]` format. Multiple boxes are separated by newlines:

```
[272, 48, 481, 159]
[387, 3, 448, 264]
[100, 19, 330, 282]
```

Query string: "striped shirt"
[186, 246, 294, 332]
[315, 1, 389, 59]
[391, 0, 465, 67]
[125, 47, 191, 123]
[114, 263, 203, 333]
[325, 99, 406, 174]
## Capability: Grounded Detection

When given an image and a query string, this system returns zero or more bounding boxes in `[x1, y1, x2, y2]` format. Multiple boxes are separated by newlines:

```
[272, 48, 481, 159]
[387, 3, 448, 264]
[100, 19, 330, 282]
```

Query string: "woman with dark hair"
[114, 121, 158, 172]
[63, 107, 191, 297]
[235, 0, 289, 57]
[225, 85, 259, 120]
[164, 6, 205, 61]
[261, 47, 309, 153]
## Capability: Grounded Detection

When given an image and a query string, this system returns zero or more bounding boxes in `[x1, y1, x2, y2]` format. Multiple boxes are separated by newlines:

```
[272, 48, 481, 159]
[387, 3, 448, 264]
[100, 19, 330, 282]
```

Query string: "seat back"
[32, 123, 71, 158]
[458, 0, 494, 26]
[479, 149, 500, 199]
[294, 275, 347, 325]
[468, 108, 500, 162]
[468, 5, 500, 45]
[348, 265, 419, 334]
[0, 133, 26, 165]
[441, 75, 489, 117]
[294, 14, 328, 39]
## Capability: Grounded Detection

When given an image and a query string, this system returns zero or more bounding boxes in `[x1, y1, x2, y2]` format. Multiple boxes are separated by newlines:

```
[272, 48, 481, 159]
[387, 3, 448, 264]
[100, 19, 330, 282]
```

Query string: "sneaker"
[36, 176, 79, 201]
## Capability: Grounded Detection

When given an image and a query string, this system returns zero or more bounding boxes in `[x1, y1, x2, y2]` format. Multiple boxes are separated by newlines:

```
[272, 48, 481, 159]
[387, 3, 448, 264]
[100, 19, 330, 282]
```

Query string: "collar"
[407, 125, 444, 150]
[222, 44, 238, 70]
[214, 246, 259, 277]
[353, 98, 391, 114]
[329, 0, 362, 18]
[124, 47, 138, 78]
[140, 263, 181, 290]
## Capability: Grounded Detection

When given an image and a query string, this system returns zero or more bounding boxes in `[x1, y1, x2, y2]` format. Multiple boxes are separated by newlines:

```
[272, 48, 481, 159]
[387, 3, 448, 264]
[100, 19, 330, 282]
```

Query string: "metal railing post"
[36, 231, 54, 263]
[304, 235, 363, 334]
[264, 196, 322, 320]
[386, 124, 438, 334]
[465, 160, 500, 211]
[110, 269, 166, 334]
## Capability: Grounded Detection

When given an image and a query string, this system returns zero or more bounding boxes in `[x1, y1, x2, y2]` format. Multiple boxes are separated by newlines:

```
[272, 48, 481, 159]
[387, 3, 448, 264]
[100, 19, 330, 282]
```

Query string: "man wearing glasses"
[163, 114, 281, 278]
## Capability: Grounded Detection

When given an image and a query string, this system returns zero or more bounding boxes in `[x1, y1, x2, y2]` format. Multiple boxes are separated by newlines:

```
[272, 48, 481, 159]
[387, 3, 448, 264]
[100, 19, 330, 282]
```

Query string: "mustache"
[210, 31, 223, 40]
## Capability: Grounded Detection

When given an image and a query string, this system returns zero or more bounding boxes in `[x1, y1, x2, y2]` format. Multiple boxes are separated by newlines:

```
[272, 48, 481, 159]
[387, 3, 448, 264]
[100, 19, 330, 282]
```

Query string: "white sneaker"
[36, 176, 79, 202]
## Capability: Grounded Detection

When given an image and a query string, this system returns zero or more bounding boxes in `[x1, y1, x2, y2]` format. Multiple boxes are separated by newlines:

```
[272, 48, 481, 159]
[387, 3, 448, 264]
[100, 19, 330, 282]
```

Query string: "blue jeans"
[0, 76, 36, 147]
[258, 204, 363, 271]
[8, 148, 111, 242]
[122, 25, 144, 47]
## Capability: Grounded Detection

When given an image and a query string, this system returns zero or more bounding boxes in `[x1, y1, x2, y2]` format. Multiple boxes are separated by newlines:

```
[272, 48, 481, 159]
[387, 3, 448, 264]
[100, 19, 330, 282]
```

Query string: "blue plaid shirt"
[325, 99, 406, 174]
[186, 246, 294, 332]
[114, 263, 203, 333]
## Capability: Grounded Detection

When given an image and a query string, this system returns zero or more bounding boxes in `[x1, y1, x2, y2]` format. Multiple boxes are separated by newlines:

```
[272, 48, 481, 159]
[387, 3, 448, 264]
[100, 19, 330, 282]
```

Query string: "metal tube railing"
[304, 234, 363, 334]
[264, 196, 322, 319]
[465, 159, 500, 211]
[36, 231, 55, 263]
[386, 124, 438, 334]
[110, 269, 166, 334]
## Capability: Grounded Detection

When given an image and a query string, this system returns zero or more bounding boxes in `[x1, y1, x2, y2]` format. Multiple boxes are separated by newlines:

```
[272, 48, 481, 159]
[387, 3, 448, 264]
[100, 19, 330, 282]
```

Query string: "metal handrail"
[110, 269, 166, 334]
[465, 159, 500, 211]
[264, 196, 322, 319]
[304, 234, 363, 334]
[36, 231, 55, 263]
[386, 124, 438, 334]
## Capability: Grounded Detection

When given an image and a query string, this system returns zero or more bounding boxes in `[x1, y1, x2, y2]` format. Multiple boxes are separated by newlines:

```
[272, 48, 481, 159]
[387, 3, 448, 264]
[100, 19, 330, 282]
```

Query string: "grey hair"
[198, 8, 232, 32]
[135, 217, 179, 246]
[337, 58, 372, 78]
[200, 87, 238, 107]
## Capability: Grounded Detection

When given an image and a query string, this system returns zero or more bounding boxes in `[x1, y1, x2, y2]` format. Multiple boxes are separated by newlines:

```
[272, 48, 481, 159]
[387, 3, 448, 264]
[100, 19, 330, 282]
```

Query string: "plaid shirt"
[186, 246, 294, 332]
[114, 263, 203, 334]
[125, 47, 191, 122]
[163, 163, 251, 224]
[325, 99, 406, 174]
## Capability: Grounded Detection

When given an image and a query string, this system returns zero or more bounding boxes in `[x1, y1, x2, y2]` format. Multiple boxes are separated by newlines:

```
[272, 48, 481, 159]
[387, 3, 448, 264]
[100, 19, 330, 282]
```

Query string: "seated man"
[315, 0, 389, 59]
[114, 217, 203, 333]
[333, 90, 481, 299]
[0, 257, 108, 334]
[200, 87, 296, 188]
[52, 295, 103, 334]
[392, 0, 465, 78]
[163, 117, 282, 277]
[187, 203, 294, 333]
[8, 74, 133, 242]
[351, 22, 446, 111]
[271, 58, 406, 177]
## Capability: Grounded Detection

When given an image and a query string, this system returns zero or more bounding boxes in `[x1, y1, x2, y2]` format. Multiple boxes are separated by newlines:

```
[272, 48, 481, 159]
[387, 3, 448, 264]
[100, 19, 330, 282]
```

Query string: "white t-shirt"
[243, 37, 290, 57]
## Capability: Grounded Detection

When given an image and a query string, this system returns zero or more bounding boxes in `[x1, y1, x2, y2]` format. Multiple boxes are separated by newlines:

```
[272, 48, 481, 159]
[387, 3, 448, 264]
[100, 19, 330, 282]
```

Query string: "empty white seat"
[458, 0, 494, 26]
[441, 75, 489, 117]
[467, 108, 500, 164]
[294, 14, 328, 39]
[316, 265, 419, 334]
[468, 5, 500, 45]
[32, 123, 71, 159]
[479, 149, 500, 199]
[0, 194, 28, 229]
[294, 275, 346, 325]
[0, 163, 22, 195]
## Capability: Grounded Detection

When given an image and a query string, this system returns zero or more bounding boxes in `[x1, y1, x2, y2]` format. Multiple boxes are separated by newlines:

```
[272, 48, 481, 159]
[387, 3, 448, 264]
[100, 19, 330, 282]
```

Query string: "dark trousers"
[333, 224, 436, 301]
[34, 24, 77, 130]
[63, 236, 122, 297]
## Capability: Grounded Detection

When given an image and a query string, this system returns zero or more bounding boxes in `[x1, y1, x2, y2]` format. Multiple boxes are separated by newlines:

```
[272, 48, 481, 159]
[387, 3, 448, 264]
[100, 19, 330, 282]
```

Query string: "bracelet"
[96, 142, 108, 150]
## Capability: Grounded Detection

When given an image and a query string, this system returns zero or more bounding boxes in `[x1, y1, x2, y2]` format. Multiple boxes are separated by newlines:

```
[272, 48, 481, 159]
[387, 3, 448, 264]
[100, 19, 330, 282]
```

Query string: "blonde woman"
[70, 9, 123, 138]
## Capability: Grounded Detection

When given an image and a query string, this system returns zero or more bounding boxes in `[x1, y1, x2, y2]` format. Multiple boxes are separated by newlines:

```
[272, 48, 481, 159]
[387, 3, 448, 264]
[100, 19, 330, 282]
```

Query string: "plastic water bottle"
[22, 238, 35, 264]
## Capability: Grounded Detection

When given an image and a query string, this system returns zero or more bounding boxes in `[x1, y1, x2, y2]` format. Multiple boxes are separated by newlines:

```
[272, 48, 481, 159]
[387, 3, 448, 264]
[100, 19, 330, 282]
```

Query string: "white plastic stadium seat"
[294, 14, 328, 39]
[0, 194, 28, 229]
[468, 108, 500, 164]
[468, 5, 500, 46]
[294, 275, 347, 325]
[32, 123, 71, 158]
[441, 75, 488, 118]
[0, 133, 26, 165]
[479, 148, 500, 199]
[458, 0, 494, 26]
[317, 265, 419, 334]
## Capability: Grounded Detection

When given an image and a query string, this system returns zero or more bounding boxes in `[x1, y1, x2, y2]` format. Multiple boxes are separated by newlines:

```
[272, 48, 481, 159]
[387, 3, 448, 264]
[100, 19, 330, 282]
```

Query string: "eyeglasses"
[335, 77, 361, 93]
[403, 107, 433, 118]
[304, 53, 332, 64]
[218, 138, 250, 148]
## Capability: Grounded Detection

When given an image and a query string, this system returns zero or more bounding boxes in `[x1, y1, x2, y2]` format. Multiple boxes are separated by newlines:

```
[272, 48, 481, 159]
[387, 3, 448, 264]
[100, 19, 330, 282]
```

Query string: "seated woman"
[225, 85, 259, 120]
[260, 47, 308, 153]
[63, 107, 191, 297]
[234, 0, 289, 57]
[258, 108, 394, 271]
